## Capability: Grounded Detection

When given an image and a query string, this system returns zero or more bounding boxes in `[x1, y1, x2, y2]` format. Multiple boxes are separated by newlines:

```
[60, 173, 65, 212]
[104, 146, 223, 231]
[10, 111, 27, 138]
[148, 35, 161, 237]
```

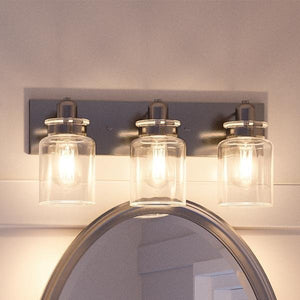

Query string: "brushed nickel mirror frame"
[42, 201, 276, 300]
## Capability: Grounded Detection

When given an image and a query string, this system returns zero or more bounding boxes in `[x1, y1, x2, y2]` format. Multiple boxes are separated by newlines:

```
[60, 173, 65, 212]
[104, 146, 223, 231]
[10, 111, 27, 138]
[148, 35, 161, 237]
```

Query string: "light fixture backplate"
[28, 100, 264, 156]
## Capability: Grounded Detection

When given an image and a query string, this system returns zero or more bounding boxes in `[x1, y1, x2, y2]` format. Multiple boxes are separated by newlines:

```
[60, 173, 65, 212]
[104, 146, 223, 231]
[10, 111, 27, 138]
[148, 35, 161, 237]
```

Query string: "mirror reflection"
[60, 215, 256, 300]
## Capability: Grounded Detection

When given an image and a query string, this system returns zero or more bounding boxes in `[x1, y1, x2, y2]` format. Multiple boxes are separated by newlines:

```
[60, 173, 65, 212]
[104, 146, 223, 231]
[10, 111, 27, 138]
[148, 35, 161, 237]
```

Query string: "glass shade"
[130, 135, 186, 206]
[218, 136, 273, 206]
[39, 133, 95, 205]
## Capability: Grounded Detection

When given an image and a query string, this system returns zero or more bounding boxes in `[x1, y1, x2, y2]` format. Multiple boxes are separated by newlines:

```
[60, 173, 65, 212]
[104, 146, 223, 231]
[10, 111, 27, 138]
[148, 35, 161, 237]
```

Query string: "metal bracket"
[28, 100, 264, 156]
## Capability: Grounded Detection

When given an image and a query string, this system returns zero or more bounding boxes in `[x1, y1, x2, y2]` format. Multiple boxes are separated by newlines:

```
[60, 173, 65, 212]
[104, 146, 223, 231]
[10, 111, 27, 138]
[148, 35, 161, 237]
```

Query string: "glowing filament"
[149, 145, 167, 188]
[239, 147, 253, 186]
[57, 144, 76, 186]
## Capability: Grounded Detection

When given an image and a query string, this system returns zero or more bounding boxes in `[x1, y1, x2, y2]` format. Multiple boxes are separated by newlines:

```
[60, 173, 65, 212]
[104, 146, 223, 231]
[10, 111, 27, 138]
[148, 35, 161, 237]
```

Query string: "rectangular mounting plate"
[28, 100, 264, 156]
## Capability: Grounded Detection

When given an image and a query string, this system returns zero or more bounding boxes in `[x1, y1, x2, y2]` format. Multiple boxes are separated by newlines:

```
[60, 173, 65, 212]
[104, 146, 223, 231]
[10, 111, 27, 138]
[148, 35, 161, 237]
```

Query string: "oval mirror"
[42, 201, 276, 300]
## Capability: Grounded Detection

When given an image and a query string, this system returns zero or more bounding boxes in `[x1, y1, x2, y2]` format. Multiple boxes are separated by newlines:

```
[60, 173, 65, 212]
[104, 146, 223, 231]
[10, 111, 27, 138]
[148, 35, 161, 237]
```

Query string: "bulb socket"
[45, 99, 90, 135]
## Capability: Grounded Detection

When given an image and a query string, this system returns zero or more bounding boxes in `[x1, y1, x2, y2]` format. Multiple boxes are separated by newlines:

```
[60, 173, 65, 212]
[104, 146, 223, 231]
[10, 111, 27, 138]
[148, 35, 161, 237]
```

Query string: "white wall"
[0, 228, 78, 300]
[239, 229, 300, 300]
[0, 1, 299, 299]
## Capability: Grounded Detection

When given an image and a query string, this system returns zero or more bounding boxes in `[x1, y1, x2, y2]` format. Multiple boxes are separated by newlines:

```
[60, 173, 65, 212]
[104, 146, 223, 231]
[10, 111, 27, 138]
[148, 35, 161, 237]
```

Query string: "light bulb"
[55, 143, 79, 186]
[39, 99, 95, 204]
[230, 144, 258, 188]
[149, 144, 167, 188]
[217, 101, 273, 206]
[130, 100, 186, 207]
[238, 146, 255, 186]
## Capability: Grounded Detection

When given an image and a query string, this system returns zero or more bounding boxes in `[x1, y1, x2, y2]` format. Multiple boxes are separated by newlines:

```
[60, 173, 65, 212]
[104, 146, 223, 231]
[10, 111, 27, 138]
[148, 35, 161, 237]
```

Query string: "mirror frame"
[42, 201, 276, 300]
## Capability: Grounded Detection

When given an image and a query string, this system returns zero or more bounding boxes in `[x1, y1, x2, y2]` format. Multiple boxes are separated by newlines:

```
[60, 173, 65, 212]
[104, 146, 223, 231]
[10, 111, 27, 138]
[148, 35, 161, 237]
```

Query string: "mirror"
[43, 202, 276, 300]
[60, 216, 254, 299]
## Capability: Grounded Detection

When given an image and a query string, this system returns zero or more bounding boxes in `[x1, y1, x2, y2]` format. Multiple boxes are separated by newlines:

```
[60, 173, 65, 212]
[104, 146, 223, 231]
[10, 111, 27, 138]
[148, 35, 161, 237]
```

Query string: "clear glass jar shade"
[218, 137, 273, 206]
[130, 136, 186, 206]
[39, 134, 95, 204]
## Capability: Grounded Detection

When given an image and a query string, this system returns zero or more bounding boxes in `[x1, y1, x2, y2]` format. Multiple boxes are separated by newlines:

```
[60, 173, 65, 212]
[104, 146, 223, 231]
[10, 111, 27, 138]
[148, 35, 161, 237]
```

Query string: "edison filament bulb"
[218, 101, 273, 206]
[130, 100, 186, 207]
[39, 99, 95, 205]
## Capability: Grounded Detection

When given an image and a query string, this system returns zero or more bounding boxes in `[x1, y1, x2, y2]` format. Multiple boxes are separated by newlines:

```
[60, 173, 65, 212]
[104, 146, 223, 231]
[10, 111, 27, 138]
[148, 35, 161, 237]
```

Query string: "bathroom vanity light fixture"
[130, 100, 186, 207]
[39, 99, 95, 205]
[30, 97, 271, 207]
[217, 101, 273, 206]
